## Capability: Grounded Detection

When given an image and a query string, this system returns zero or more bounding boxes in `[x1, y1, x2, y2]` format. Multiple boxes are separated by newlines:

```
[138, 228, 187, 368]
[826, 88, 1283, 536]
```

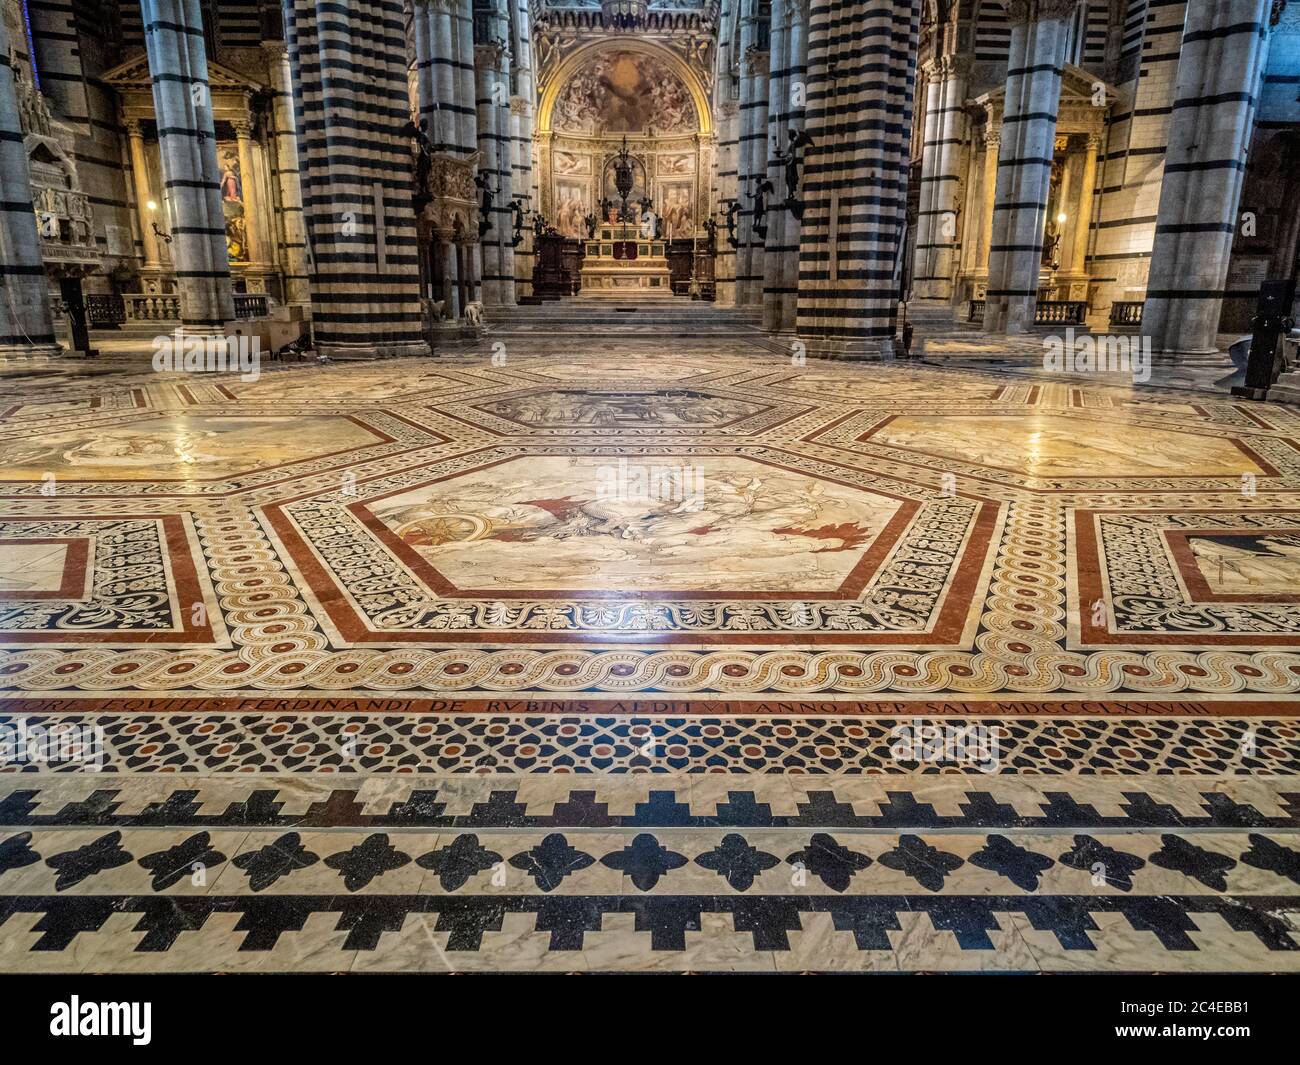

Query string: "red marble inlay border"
[0, 537, 91, 601]
[0, 515, 215, 644]
[1165, 527, 1300, 604]
[1075, 509, 1300, 647]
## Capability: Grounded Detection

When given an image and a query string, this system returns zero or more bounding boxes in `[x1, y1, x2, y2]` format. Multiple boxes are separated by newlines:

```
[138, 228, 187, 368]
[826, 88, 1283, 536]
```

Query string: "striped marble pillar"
[452, 0, 478, 153]
[761, 0, 808, 335]
[141, 0, 234, 335]
[283, 0, 430, 358]
[262, 44, 311, 307]
[1142, 0, 1274, 356]
[510, 0, 535, 297]
[25, 0, 91, 136]
[475, 21, 514, 307]
[0, 18, 60, 358]
[736, 0, 770, 308]
[913, 54, 969, 300]
[795, 0, 919, 358]
[413, 0, 477, 157]
[509, 96, 534, 298]
[711, 0, 740, 308]
[983, 0, 1073, 335]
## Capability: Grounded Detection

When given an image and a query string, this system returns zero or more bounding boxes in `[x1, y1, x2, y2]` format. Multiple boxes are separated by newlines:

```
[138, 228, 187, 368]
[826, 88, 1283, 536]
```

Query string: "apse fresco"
[553, 50, 697, 134]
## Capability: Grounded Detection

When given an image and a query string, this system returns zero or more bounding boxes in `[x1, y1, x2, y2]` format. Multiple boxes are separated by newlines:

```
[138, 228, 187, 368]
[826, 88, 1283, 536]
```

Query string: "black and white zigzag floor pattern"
[2, 773, 1299, 972]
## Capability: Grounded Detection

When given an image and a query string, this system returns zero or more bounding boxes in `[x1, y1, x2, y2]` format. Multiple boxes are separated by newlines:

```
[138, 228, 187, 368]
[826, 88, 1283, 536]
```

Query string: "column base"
[177, 324, 235, 339]
[0, 341, 64, 360]
[430, 320, 484, 343]
[763, 309, 798, 333]
[913, 280, 953, 301]
[317, 339, 433, 360]
[1267, 372, 1300, 406]
[798, 335, 899, 361]
[983, 298, 1036, 336]
[1149, 348, 1231, 367]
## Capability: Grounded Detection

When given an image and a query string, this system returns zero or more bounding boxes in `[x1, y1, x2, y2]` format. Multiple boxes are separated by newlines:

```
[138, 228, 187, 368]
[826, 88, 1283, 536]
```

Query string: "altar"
[579, 224, 673, 298]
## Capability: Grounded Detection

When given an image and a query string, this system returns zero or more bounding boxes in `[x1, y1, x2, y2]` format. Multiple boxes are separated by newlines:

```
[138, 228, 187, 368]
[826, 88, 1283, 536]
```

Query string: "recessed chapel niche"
[538, 42, 713, 241]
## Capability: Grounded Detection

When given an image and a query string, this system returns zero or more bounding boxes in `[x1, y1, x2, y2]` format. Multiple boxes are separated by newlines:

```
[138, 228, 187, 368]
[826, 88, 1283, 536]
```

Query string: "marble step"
[1268, 371, 1300, 405]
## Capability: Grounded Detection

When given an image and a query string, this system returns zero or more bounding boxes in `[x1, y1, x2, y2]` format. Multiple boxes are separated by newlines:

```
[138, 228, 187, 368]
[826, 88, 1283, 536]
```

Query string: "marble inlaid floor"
[1, 336, 1299, 972]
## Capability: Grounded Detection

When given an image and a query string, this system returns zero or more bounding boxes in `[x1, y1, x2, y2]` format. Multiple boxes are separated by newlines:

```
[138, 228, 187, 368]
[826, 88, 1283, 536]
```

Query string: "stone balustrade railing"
[233, 293, 270, 320]
[968, 299, 1088, 327]
[1109, 301, 1145, 329]
[124, 293, 182, 322]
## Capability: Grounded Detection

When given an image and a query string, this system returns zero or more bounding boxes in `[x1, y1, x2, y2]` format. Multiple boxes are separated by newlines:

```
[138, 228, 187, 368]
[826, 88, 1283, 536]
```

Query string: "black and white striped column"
[711, 0, 740, 307]
[0, 16, 60, 359]
[761, 0, 808, 334]
[1141, 0, 1273, 356]
[262, 44, 310, 307]
[412, 0, 477, 156]
[509, 0, 534, 298]
[283, 0, 430, 358]
[25, 0, 91, 137]
[913, 54, 968, 301]
[141, 0, 234, 335]
[795, 0, 919, 358]
[736, 0, 770, 308]
[983, 0, 1073, 335]
[475, 0, 514, 307]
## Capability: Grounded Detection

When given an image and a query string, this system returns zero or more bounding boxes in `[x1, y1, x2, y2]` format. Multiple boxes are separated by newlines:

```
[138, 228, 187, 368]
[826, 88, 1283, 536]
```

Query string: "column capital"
[773, 0, 808, 26]
[475, 41, 508, 70]
[259, 41, 289, 63]
[124, 117, 145, 138]
[983, 128, 1000, 150]
[1084, 132, 1103, 151]
[1006, 0, 1078, 24]
[232, 119, 254, 140]
[922, 54, 971, 81]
